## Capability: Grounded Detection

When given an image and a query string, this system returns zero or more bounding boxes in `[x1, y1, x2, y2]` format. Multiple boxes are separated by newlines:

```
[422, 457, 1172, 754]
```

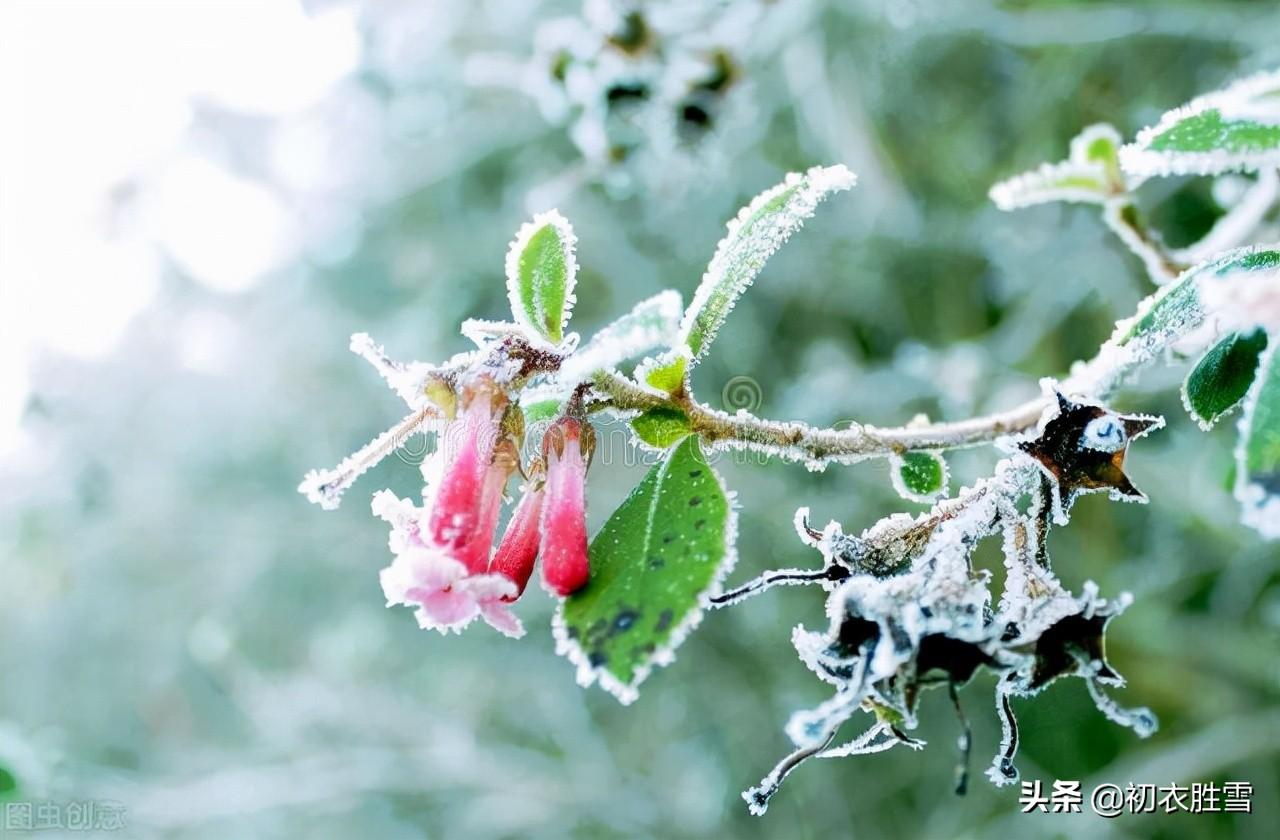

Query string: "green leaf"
[1235, 342, 1280, 539]
[1182, 330, 1269, 429]
[678, 165, 856, 362]
[0, 765, 16, 797]
[1118, 247, 1280, 348]
[556, 291, 683, 383]
[631, 407, 692, 448]
[505, 210, 577, 344]
[556, 435, 735, 704]
[891, 451, 948, 503]
[1121, 69, 1280, 177]
[521, 398, 562, 425]
[639, 350, 688, 394]
[989, 124, 1124, 209]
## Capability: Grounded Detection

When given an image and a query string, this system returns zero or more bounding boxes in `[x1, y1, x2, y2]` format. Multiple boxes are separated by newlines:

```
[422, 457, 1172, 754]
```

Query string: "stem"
[1102, 199, 1188, 285]
[298, 406, 441, 510]
[592, 368, 1051, 466]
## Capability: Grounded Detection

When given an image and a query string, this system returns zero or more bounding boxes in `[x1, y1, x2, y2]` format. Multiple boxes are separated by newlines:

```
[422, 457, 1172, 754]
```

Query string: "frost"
[459, 318, 525, 348]
[349, 332, 449, 410]
[1100, 201, 1182, 286]
[736, 431, 1163, 813]
[819, 722, 901, 758]
[989, 124, 1125, 209]
[298, 407, 442, 510]
[1120, 68, 1280, 177]
[1198, 255, 1280, 335]
[556, 290, 683, 383]
[889, 450, 949, 504]
[678, 164, 856, 361]
[553, 440, 740, 706]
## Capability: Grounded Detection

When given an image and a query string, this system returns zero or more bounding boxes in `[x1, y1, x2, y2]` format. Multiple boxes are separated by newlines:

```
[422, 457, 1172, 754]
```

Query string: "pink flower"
[374, 377, 526, 637]
[540, 416, 593, 597]
[373, 384, 596, 634]
[379, 544, 523, 637]
[490, 465, 546, 600]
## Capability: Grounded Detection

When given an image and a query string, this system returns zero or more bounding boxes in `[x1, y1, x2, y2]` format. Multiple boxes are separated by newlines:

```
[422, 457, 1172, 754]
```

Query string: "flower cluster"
[377, 379, 596, 639]
[299, 321, 603, 639]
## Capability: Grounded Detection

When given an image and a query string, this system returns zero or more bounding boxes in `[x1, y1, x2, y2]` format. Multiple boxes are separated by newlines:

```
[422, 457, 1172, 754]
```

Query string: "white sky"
[0, 0, 361, 454]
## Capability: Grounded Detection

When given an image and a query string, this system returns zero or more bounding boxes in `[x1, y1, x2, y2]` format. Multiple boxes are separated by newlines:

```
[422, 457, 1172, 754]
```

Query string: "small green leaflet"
[1235, 342, 1280, 539]
[677, 165, 856, 362]
[631, 407, 692, 448]
[505, 210, 578, 345]
[555, 435, 735, 704]
[1118, 247, 1280, 349]
[890, 451, 948, 503]
[639, 350, 688, 395]
[1121, 69, 1280, 177]
[989, 124, 1124, 209]
[1182, 330, 1269, 430]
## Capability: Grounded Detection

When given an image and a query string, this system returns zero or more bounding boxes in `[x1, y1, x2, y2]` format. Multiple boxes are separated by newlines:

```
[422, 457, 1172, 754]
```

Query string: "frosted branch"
[298, 407, 441, 510]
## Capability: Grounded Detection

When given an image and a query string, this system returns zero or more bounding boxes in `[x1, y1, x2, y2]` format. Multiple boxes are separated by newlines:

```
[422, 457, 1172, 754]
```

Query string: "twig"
[592, 368, 1051, 467]
[1102, 199, 1188, 285]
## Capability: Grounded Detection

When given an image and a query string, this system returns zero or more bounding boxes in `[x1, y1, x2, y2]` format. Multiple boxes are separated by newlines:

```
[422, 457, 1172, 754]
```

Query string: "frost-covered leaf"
[555, 435, 735, 704]
[890, 451, 948, 503]
[1121, 69, 1280, 177]
[678, 165, 856, 362]
[505, 210, 578, 344]
[631, 407, 693, 448]
[1117, 247, 1280, 349]
[1182, 329, 1268, 429]
[1236, 342, 1280, 539]
[989, 124, 1125, 209]
[556, 290, 682, 383]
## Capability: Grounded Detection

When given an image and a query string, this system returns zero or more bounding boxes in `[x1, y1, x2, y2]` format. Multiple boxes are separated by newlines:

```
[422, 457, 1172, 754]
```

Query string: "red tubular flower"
[539, 416, 594, 597]
[427, 379, 505, 571]
[457, 439, 519, 575]
[489, 462, 546, 601]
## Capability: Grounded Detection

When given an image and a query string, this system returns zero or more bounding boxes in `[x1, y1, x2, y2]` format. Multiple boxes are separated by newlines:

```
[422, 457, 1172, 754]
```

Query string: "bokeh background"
[3, 1, 1280, 838]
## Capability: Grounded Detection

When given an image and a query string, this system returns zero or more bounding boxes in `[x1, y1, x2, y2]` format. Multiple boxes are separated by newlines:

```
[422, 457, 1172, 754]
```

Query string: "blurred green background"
[2, 1, 1279, 837]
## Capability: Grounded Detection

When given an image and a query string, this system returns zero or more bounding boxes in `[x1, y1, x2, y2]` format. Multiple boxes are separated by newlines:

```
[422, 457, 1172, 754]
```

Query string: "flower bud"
[428, 378, 508, 570]
[490, 462, 546, 600]
[540, 416, 592, 596]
